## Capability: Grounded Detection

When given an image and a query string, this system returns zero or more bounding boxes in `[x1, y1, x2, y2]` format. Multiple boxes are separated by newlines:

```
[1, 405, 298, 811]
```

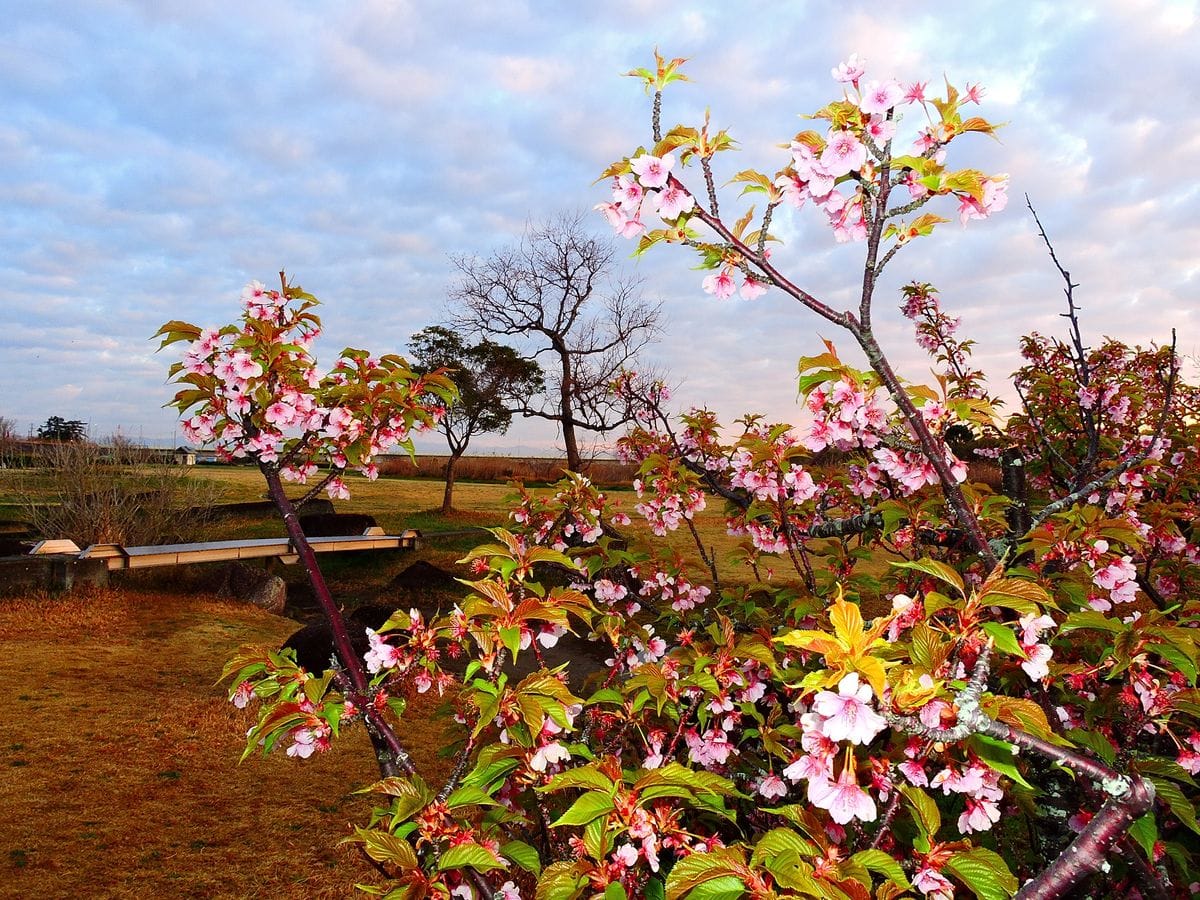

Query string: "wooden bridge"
[27, 527, 422, 571]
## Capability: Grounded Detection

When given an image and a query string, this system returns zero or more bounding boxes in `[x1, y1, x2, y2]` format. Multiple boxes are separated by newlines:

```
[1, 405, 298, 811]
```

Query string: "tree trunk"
[442, 451, 462, 513]
[262, 464, 415, 779]
[559, 356, 582, 473]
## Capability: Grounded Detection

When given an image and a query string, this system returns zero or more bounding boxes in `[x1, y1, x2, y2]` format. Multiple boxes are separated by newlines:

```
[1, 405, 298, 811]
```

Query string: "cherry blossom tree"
[180, 56, 1200, 900]
[158, 273, 454, 777]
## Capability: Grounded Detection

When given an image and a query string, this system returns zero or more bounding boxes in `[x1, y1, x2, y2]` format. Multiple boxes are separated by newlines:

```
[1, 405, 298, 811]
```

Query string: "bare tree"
[450, 212, 661, 472]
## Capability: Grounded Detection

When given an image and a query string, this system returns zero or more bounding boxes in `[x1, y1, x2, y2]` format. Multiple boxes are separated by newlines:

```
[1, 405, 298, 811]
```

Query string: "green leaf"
[1128, 813, 1157, 859]
[684, 877, 744, 900]
[891, 558, 964, 595]
[1133, 755, 1198, 788]
[501, 839, 541, 876]
[436, 841, 507, 873]
[347, 827, 418, 868]
[665, 849, 745, 899]
[850, 849, 912, 889]
[605, 883, 628, 900]
[901, 785, 941, 839]
[541, 766, 616, 794]
[967, 734, 1034, 790]
[535, 860, 589, 900]
[582, 817, 609, 861]
[944, 847, 1019, 900]
[976, 577, 1051, 615]
[1064, 729, 1117, 766]
[1059, 611, 1128, 635]
[750, 827, 820, 867]
[551, 791, 615, 827]
[1150, 776, 1200, 834]
[359, 775, 432, 823]
[645, 878, 666, 900]
[1153, 641, 1198, 685]
[979, 622, 1025, 659]
[500, 624, 523, 658]
[444, 784, 498, 810]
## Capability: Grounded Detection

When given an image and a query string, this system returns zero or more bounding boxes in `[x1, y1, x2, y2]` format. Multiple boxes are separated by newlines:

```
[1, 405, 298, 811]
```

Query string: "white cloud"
[0, 2, 1194, 451]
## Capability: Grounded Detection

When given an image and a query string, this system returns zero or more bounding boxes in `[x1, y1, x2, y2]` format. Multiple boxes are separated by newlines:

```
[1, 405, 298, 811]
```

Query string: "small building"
[172, 446, 196, 466]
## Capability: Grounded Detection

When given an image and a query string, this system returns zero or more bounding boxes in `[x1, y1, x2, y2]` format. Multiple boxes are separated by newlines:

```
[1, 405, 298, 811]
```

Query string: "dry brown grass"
[377, 454, 637, 486]
[0, 587, 454, 899]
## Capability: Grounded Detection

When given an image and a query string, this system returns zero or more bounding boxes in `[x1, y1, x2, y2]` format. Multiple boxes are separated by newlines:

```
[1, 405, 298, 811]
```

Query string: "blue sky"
[2, 0, 1196, 453]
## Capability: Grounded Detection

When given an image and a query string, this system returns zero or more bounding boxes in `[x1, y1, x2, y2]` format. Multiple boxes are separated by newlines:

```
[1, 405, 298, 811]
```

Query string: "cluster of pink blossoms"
[178, 282, 432, 500]
[1087, 540, 1140, 610]
[630, 474, 706, 537]
[633, 565, 712, 614]
[1017, 612, 1055, 682]
[778, 674, 888, 824]
[361, 610, 457, 696]
[803, 378, 889, 453]
[286, 694, 333, 759]
[596, 151, 696, 237]
[508, 477, 618, 549]
[728, 446, 820, 505]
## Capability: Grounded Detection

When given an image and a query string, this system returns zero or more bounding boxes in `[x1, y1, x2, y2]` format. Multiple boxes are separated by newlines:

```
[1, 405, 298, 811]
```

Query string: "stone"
[213, 560, 287, 614]
[246, 575, 287, 615]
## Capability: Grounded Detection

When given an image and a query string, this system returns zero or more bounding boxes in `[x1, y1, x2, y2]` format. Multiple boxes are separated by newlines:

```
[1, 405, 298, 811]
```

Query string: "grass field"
[0, 455, 920, 896]
[0, 588, 458, 899]
[0, 465, 760, 897]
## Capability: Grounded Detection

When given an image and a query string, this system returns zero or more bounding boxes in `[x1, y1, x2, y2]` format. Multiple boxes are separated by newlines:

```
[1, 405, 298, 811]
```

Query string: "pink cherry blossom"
[913, 868, 955, 899]
[757, 773, 788, 800]
[1018, 613, 1055, 646]
[783, 752, 832, 784]
[1180, 748, 1200, 775]
[904, 81, 928, 104]
[812, 672, 888, 745]
[230, 351, 263, 381]
[865, 115, 897, 143]
[286, 724, 330, 758]
[231, 680, 254, 709]
[899, 759, 929, 786]
[613, 843, 638, 868]
[808, 766, 877, 824]
[820, 130, 867, 177]
[831, 53, 866, 84]
[529, 740, 570, 772]
[686, 727, 736, 767]
[630, 152, 675, 189]
[325, 477, 351, 501]
[653, 183, 695, 219]
[363, 628, 403, 673]
[959, 795, 1002, 833]
[702, 269, 737, 300]
[264, 400, 297, 427]
[858, 79, 904, 115]
[740, 277, 768, 300]
[240, 280, 269, 307]
[613, 174, 644, 210]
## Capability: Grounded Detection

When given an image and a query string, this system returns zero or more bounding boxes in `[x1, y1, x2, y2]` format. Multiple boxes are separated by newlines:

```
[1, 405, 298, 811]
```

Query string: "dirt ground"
[0, 587, 456, 899]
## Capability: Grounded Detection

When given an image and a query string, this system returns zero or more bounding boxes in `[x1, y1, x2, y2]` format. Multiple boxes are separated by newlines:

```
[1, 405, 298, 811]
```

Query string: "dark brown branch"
[1029, 330, 1178, 531]
[888, 646, 1156, 899]
[263, 464, 416, 779]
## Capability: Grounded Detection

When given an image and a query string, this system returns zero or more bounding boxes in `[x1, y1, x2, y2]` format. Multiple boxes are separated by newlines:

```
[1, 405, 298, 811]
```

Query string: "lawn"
[0, 463, 893, 896]
[0, 588, 456, 899]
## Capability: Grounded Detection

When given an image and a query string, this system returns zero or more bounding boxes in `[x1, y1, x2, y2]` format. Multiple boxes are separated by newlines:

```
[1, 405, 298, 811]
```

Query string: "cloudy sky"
[2, 0, 1196, 454]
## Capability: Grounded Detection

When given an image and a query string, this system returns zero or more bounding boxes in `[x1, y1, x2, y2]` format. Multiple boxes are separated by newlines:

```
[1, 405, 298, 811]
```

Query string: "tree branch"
[887, 646, 1156, 899]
